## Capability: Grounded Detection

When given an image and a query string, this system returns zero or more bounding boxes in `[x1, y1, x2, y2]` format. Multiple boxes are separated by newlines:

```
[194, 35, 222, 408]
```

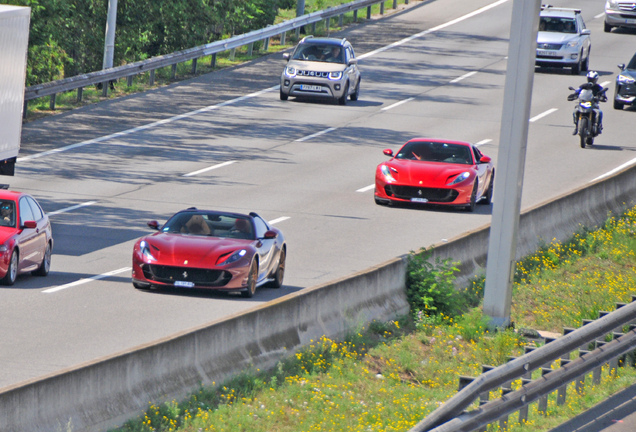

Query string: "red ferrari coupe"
[374, 138, 494, 211]
[0, 188, 53, 285]
[132, 208, 286, 297]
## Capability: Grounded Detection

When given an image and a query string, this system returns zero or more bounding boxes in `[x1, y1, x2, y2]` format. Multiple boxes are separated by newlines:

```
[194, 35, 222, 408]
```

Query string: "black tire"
[466, 181, 478, 212]
[268, 248, 285, 288]
[350, 79, 360, 101]
[280, 89, 288, 101]
[571, 57, 581, 75]
[338, 82, 349, 105]
[579, 117, 588, 148]
[241, 260, 258, 298]
[604, 21, 612, 33]
[33, 243, 51, 276]
[614, 99, 624, 110]
[480, 171, 494, 205]
[1, 250, 18, 286]
[586, 136, 594, 146]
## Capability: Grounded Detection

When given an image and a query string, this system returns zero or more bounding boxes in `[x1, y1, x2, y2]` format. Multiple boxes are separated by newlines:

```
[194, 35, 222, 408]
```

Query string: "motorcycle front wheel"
[579, 117, 588, 148]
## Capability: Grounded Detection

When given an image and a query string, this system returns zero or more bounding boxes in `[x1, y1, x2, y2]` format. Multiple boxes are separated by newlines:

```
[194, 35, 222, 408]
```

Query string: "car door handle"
[36, 228, 40, 233]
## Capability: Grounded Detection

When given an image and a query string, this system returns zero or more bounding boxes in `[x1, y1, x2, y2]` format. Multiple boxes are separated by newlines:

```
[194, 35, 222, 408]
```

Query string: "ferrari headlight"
[579, 101, 592, 108]
[217, 249, 246, 265]
[618, 74, 635, 84]
[380, 165, 396, 183]
[139, 240, 157, 261]
[285, 67, 296, 77]
[328, 71, 343, 80]
[0, 244, 7, 253]
[447, 172, 471, 186]
[566, 40, 579, 48]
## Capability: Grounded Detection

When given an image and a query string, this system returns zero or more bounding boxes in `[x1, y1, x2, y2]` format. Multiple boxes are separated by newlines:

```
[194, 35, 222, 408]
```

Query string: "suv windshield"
[292, 44, 344, 63]
[539, 17, 577, 33]
[396, 142, 473, 165]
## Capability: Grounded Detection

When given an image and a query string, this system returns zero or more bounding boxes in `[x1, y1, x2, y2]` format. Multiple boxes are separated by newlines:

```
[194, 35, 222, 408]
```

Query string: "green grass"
[25, 0, 414, 122]
[110, 207, 636, 431]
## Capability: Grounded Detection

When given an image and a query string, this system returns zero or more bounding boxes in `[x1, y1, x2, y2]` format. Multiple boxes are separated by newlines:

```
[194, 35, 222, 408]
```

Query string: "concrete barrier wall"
[2, 166, 635, 431]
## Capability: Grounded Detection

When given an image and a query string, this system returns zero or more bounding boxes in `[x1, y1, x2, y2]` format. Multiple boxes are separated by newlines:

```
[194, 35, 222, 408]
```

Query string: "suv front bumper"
[535, 45, 581, 68]
[280, 75, 347, 99]
[605, 9, 636, 28]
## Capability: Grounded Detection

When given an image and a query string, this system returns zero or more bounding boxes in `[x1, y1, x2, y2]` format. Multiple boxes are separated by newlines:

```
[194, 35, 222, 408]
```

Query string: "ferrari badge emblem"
[418, 190, 423, 196]
[182, 271, 188, 279]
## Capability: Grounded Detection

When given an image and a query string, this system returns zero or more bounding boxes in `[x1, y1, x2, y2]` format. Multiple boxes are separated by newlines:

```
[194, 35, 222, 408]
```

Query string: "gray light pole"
[295, 0, 306, 38]
[101, 0, 118, 95]
[483, 0, 541, 328]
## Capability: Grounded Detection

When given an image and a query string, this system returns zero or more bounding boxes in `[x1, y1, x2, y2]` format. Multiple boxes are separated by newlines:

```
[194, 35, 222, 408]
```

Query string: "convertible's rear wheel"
[268, 248, 285, 288]
[242, 260, 258, 298]
[1, 250, 18, 286]
[33, 243, 51, 276]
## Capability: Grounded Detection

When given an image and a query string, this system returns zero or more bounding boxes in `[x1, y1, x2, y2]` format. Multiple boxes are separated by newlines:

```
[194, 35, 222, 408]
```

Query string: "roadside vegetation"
[17, 0, 415, 121]
[110, 207, 636, 432]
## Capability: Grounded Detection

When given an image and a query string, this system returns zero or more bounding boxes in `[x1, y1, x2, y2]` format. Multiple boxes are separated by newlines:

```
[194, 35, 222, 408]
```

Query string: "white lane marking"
[358, 0, 509, 59]
[357, 184, 375, 192]
[47, 201, 97, 216]
[43, 267, 132, 293]
[475, 139, 492, 147]
[450, 71, 478, 84]
[591, 158, 636, 183]
[600, 81, 611, 88]
[529, 108, 558, 122]
[381, 97, 414, 111]
[595, 12, 605, 19]
[18, 86, 280, 163]
[268, 216, 290, 225]
[295, 127, 337, 142]
[183, 161, 236, 177]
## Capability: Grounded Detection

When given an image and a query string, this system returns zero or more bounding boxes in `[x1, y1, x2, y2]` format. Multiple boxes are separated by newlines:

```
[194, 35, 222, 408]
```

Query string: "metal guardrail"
[23, 0, 408, 110]
[410, 297, 636, 432]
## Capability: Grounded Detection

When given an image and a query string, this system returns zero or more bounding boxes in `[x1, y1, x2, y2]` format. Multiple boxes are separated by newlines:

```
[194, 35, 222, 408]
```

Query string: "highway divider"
[2, 165, 636, 431]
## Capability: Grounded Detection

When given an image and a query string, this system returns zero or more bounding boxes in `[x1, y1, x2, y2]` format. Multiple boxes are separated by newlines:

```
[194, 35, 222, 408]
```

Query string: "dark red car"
[374, 138, 495, 211]
[132, 209, 286, 297]
[0, 189, 53, 285]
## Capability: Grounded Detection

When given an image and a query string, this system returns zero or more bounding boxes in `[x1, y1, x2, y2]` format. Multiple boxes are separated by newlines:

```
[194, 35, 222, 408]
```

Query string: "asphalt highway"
[2, 0, 635, 389]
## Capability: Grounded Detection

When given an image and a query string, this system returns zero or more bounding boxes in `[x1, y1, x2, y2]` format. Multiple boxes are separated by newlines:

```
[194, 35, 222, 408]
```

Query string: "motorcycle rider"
[572, 71, 607, 135]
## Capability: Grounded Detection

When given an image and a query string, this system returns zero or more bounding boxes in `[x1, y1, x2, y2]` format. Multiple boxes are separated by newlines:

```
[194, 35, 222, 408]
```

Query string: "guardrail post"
[406, 0, 409, 4]
[280, 31, 286, 45]
[593, 341, 606, 384]
[481, 365, 494, 402]
[353, 9, 358, 22]
[312, 22, 317, 34]
[192, 58, 198, 74]
[557, 359, 570, 405]
[581, 319, 595, 351]
[50, 94, 56, 110]
[127, 75, 133, 87]
[264, 37, 270, 51]
[102, 82, 108, 97]
[171, 64, 177, 79]
[295, 26, 300, 38]
[367, 5, 372, 19]
[211, 53, 217, 68]
[230, 48, 236, 61]
[538, 368, 552, 414]
[577, 350, 590, 393]
[77, 87, 83, 102]
[478, 400, 489, 432]
[339, 14, 343, 27]
[393, 0, 398, 9]
[326, 17, 331, 34]
[500, 387, 512, 430]
[518, 378, 532, 424]
[247, 42, 254, 56]
[149, 70, 155, 86]
[611, 332, 624, 373]
[380, 2, 385, 14]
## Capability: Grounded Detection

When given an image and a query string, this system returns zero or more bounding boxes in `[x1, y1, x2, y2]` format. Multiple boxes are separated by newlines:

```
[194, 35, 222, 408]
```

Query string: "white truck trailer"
[0, 5, 30, 176]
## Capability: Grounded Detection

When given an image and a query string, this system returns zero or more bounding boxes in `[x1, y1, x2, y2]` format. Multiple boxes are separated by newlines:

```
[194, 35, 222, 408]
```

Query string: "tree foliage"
[4, 0, 294, 85]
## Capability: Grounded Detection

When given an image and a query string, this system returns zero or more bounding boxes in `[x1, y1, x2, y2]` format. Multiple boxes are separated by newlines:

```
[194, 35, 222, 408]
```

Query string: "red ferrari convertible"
[374, 138, 494, 211]
[132, 208, 286, 297]
[0, 188, 53, 285]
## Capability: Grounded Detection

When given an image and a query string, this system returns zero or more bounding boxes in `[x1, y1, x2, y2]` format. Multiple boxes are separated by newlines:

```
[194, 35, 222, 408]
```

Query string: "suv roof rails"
[300, 35, 314, 43]
[540, 4, 581, 13]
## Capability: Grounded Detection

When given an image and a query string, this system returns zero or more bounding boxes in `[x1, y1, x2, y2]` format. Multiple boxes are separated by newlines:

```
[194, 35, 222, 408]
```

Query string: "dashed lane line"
[183, 161, 236, 177]
[43, 267, 132, 294]
[295, 127, 337, 142]
[47, 201, 97, 216]
[529, 108, 558, 122]
[381, 97, 415, 111]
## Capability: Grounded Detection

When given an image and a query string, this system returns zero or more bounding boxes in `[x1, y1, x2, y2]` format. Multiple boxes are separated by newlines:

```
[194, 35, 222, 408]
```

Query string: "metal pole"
[483, 0, 541, 328]
[102, 0, 118, 94]
[296, 0, 305, 37]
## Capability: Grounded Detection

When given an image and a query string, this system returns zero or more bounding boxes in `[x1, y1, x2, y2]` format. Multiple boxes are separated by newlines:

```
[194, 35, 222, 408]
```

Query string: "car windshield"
[539, 17, 577, 33]
[292, 44, 344, 63]
[0, 200, 16, 228]
[628, 54, 636, 70]
[161, 212, 254, 240]
[396, 142, 473, 165]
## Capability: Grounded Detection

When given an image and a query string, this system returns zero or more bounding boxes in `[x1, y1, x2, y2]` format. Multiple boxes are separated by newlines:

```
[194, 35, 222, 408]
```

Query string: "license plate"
[537, 50, 558, 57]
[174, 281, 195, 288]
[300, 84, 322, 92]
[626, 19, 636, 24]
[411, 198, 429, 203]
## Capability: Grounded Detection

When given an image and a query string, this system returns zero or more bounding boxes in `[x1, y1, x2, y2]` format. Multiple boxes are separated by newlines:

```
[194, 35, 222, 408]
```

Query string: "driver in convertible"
[572, 71, 607, 135]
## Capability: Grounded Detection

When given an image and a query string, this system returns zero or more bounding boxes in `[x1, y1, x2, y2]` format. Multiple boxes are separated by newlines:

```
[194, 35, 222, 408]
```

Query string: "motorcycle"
[568, 85, 607, 148]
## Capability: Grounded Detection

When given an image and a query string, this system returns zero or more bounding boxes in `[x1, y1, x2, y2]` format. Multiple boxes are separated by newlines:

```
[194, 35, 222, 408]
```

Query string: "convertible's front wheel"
[242, 260, 258, 298]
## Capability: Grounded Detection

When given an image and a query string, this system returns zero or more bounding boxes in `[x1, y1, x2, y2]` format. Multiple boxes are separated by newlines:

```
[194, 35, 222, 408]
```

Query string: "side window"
[349, 46, 356, 58]
[27, 197, 44, 221]
[345, 47, 351, 64]
[19, 197, 34, 225]
[578, 15, 586, 31]
[253, 217, 269, 239]
[472, 147, 482, 163]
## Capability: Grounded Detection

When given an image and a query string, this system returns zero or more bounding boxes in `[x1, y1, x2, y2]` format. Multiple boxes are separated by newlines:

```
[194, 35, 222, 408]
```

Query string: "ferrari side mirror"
[383, 149, 393, 157]
[147, 220, 160, 230]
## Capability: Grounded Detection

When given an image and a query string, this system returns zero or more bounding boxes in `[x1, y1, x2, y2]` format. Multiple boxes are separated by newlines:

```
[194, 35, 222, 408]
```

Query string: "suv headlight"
[328, 71, 343, 80]
[566, 40, 579, 48]
[447, 172, 471, 186]
[606, 0, 619, 10]
[380, 165, 396, 183]
[618, 74, 635, 84]
[285, 67, 296, 77]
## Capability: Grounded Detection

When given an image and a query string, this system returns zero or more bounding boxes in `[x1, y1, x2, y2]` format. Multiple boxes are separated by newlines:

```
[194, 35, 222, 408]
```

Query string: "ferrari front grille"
[385, 185, 459, 203]
[144, 265, 232, 287]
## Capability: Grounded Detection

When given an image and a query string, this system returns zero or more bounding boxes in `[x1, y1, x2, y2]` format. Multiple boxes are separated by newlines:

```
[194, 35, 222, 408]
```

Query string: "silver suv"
[280, 36, 361, 105]
[535, 6, 591, 75]
[604, 0, 636, 32]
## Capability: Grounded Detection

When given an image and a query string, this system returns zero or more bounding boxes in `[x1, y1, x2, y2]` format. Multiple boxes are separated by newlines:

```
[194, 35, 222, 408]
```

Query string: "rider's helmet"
[586, 71, 599, 84]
